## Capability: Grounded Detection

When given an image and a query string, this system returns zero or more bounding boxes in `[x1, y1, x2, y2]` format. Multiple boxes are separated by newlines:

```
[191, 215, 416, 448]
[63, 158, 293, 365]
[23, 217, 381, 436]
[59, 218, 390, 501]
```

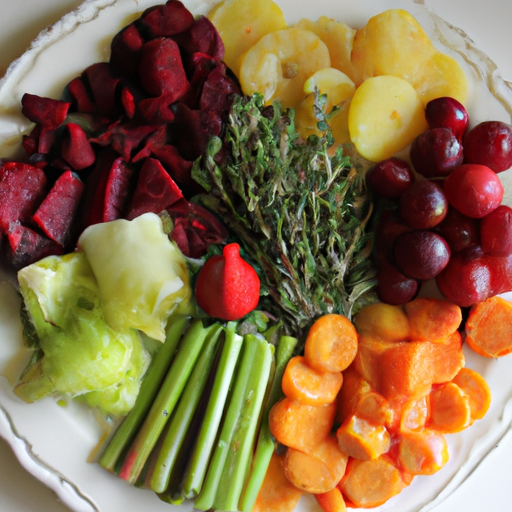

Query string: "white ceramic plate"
[1, 1, 512, 511]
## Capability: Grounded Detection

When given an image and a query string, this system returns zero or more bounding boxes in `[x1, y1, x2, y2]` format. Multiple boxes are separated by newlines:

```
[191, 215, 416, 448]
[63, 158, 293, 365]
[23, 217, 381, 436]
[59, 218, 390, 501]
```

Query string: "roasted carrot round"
[452, 367, 491, 421]
[282, 355, 343, 406]
[428, 381, 471, 433]
[304, 314, 359, 373]
[397, 429, 449, 475]
[315, 486, 348, 512]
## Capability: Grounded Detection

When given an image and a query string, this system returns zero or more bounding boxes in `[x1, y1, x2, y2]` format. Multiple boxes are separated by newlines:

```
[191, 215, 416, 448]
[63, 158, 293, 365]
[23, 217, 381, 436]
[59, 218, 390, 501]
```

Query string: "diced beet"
[4, 222, 62, 270]
[173, 16, 225, 62]
[110, 23, 145, 78]
[185, 52, 221, 107]
[90, 120, 156, 161]
[138, 38, 189, 100]
[67, 77, 96, 113]
[172, 103, 222, 160]
[199, 63, 240, 114]
[82, 63, 121, 119]
[121, 86, 136, 119]
[21, 94, 71, 129]
[151, 144, 196, 191]
[167, 198, 229, 258]
[139, 0, 195, 39]
[61, 123, 96, 170]
[0, 162, 47, 234]
[22, 125, 40, 156]
[136, 96, 175, 124]
[31, 171, 85, 247]
[102, 158, 134, 222]
[125, 157, 183, 220]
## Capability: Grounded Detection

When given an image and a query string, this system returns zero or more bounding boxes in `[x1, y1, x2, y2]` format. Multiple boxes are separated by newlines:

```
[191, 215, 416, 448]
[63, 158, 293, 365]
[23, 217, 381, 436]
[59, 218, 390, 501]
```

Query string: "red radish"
[195, 243, 260, 320]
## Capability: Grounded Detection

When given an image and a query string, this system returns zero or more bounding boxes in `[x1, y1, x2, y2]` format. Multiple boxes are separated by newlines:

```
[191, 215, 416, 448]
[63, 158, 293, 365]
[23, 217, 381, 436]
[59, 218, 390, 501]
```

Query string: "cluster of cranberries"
[367, 97, 512, 307]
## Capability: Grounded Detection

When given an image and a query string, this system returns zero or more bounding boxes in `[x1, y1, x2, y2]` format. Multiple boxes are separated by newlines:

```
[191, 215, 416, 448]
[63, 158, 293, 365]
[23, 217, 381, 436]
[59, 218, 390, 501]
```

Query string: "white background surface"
[1, 0, 512, 511]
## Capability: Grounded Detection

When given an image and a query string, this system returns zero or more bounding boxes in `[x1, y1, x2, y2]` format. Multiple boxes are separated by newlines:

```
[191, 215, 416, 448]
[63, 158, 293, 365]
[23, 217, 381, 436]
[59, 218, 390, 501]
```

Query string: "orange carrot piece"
[284, 434, 348, 494]
[355, 390, 394, 427]
[353, 302, 410, 341]
[252, 451, 303, 512]
[404, 297, 462, 342]
[315, 486, 348, 512]
[339, 456, 407, 508]
[400, 395, 429, 432]
[428, 382, 471, 433]
[335, 365, 370, 427]
[269, 397, 336, 453]
[452, 367, 491, 421]
[282, 355, 343, 406]
[397, 429, 449, 475]
[465, 295, 512, 357]
[304, 314, 359, 373]
[336, 415, 391, 461]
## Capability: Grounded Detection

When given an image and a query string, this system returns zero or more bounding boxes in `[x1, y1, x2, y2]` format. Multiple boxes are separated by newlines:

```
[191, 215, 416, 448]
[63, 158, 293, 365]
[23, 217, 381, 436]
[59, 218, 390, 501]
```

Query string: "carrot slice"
[284, 434, 348, 494]
[400, 395, 429, 432]
[315, 486, 347, 512]
[353, 302, 410, 341]
[428, 381, 471, 433]
[269, 397, 336, 453]
[355, 390, 394, 427]
[336, 414, 391, 460]
[452, 367, 491, 421]
[252, 451, 303, 512]
[339, 456, 407, 508]
[397, 429, 449, 475]
[304, 314, 359, 373]
[403, 297, 462, 342]
[282, 355, 343, 406]
[465, 295, 512, 358]
[335, 365, 370, 427]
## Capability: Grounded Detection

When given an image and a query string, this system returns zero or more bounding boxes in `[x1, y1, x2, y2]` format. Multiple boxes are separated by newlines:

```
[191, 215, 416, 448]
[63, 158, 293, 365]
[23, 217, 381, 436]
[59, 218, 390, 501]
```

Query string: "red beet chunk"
[81, 148, 134, 228]
[173, 15, 225, 62]
[61, 123, 96, 170]
[31, 171, 85, 246]
[139, 0, 195, 39]
[67, 77, 96, 113]
[168, 198, 229, 258]
[82, 63, 122, 119]
[199, 63, 240, 114]
[138, 38, 189, 100]
[21, 93, 71, 129]
[0, 162, 47, 234]
[125, 157, 183, 220]
[5, 222, 62, 270]
[110, 23, 145, 78]
[136, 96, 175, 124]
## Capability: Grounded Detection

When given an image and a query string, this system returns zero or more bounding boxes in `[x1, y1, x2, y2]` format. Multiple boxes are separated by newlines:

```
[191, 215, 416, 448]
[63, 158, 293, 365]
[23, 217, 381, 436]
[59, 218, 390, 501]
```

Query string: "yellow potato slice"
[208, 0, 287, 77]
[296, 67, 355, 141]
[239, 28, 331, 108]
[348, 75, 428, 162]
[295, 16, 358, 83]
[351, 9, 436, 86]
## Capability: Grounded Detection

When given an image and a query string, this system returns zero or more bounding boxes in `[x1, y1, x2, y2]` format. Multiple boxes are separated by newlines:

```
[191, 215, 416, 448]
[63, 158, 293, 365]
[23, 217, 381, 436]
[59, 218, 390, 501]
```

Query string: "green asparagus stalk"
[181, 322, 243, 499]
[99, 315, 189, 472]
[149, 324, 223, 493]
[194, 334, 273, 511]
[239, 335, 298, 512]
[118, 319, 212, 483]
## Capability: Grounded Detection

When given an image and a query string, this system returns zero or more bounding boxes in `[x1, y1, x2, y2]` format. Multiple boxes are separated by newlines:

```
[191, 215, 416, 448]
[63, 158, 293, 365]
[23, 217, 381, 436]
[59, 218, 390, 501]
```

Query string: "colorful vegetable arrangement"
[1, 0, 512, 511]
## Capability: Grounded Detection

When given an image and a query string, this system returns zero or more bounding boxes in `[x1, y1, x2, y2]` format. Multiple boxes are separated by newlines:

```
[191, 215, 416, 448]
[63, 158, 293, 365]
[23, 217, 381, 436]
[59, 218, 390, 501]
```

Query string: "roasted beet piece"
[139, 0, 195, 39]
[125, 157, 183, 220]
[199, 63, 240, 114]
[21, 94, 71, 129]
[4, 222, 62, 270]
[0, 162, 47, 234]
[136, 96, 175, 124]
[82, 63, 122, 119]
[67, 77, 96, 113]
[81, 148, 134, 228]
[173, 16, 225, 63]
[172, 103, 222, 161]
[61, 123, 96, 170]
[138, 38, 189, 100]
[168, 198, 229, 258]
[110, 23, 146, 78]
[31, 171, 85, 247]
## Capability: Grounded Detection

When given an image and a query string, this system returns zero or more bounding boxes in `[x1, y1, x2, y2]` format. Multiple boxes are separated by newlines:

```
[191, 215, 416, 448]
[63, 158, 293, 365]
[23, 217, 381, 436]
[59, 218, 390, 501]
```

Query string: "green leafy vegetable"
[192, 93, 377, 338]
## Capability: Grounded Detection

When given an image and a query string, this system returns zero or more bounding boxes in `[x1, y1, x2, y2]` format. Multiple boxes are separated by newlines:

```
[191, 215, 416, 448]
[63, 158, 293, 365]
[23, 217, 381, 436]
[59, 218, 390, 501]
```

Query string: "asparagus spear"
[194, 334, 273, 511]
[239, 334, 298, 512]
[149, 323, 223, 493]
[118, 319, 212, 483]
[99, 315, 189, 472]
[181, 322, 243, 499]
